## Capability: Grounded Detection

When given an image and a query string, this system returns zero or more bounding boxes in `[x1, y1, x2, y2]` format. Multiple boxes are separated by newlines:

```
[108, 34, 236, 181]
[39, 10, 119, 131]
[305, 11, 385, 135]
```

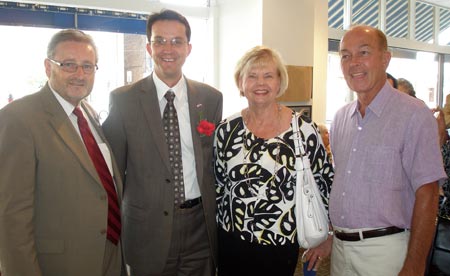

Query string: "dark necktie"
[163, 90, 185, 205]
[73, 107, 121, 245]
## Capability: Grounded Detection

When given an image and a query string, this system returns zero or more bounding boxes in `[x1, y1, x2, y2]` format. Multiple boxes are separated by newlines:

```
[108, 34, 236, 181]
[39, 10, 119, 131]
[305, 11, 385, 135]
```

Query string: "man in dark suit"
[0, 29, 123, 276]
[102, 9, 223, 276]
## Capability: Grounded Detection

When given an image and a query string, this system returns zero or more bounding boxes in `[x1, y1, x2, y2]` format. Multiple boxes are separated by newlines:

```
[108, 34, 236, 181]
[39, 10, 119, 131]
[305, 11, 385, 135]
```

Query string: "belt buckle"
[178, 197, 201, 209]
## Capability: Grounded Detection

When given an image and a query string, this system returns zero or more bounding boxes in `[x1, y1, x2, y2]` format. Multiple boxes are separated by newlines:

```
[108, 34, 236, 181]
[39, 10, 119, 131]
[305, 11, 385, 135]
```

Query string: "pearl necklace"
[242, 105, 282, 199]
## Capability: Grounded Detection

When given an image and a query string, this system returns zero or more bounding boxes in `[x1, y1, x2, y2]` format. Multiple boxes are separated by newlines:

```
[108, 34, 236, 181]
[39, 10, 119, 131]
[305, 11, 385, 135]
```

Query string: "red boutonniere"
[196, 103, 215, 136]
[197, 119, 215, 136]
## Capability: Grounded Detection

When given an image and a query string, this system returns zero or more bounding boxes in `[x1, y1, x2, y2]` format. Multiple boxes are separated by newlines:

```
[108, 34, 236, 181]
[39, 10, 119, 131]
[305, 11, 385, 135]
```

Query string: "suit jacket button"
[163, 211, 169, 216]
[100, 229, 107, 235]
[100, 195, 107, 200]
[165, 179, 170, 183]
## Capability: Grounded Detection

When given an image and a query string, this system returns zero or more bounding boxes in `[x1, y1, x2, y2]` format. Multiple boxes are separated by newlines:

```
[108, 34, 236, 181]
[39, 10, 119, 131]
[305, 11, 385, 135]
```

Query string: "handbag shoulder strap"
[292, 113, 311, 171]
[292, 112, 306, 158]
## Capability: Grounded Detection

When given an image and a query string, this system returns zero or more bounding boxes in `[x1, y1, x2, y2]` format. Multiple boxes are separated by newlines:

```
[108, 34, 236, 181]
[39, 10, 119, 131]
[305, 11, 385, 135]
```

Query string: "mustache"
[68, 79, 87, 85]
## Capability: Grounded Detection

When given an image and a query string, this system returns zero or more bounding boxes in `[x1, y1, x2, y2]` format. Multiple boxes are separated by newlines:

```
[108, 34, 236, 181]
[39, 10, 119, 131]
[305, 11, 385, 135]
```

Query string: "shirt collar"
[367, 81, 392, 118]
[351, 81, 393, 118]
[153, 73, 186, 102]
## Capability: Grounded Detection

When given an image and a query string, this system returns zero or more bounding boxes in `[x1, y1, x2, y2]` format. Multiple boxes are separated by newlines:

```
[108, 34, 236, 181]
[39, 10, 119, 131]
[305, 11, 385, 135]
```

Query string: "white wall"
[216, 0, 263, 117]
[262, 0, 315, 65]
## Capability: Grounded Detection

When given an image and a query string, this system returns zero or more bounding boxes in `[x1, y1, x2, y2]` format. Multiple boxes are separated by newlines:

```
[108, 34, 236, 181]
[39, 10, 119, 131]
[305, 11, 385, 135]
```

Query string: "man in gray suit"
[0, 29, 123, 276]
[103, 9, 222, 276]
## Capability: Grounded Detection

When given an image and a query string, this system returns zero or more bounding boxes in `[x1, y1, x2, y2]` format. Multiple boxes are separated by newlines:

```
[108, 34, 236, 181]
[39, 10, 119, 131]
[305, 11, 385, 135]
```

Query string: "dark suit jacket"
[0, 84, 123, 276]
[102, 75, 223, 275]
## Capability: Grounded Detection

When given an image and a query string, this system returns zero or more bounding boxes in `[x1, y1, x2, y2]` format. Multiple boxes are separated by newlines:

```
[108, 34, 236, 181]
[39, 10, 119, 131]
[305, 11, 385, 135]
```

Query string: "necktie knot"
[165, 90, 175, 103]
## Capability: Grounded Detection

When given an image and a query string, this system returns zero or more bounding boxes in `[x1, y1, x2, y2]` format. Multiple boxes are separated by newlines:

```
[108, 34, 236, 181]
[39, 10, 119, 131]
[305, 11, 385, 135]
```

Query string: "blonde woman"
[214, 46, 333, 276]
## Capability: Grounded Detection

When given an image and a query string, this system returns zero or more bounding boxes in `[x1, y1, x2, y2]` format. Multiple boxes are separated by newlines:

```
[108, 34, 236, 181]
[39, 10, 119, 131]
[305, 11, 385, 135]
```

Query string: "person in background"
[0, 29, 124, 276]
[214, 45, 333, 276]
[386, 72, 398, 88]
[317, 123, 333, 165]
[397, 77, 417, 98]
[433, 107, 450, 219]
[330, 25, 446, 276]
[443, 94, 450, 129]
[428, 106, 450, 275]
[102, 9, 223, 276]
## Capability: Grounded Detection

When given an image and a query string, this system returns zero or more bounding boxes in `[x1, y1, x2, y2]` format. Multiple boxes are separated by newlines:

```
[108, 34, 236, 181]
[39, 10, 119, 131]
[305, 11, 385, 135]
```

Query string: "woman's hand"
[302, 234, 333, 271]
[431, 107, 449, 146]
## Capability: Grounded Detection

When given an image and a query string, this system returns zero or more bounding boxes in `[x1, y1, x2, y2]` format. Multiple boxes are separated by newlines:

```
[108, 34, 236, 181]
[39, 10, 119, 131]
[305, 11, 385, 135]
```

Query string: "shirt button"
[352, 148, 356, 152]
[342, 192, 346, 196]
[347, 170, 351, 174]
[358, 126, 362, 130]
[341, 216, 344, 219]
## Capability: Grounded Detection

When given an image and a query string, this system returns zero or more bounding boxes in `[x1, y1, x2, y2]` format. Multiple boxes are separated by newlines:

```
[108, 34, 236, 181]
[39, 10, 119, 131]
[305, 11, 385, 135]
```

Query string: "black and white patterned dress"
[214, 111, 333, 246]
[439, 140, 450, 220]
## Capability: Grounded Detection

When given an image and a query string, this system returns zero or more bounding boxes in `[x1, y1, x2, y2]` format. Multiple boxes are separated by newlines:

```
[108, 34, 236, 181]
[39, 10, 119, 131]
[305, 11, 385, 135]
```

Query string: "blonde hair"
[234, 45, 288, 97]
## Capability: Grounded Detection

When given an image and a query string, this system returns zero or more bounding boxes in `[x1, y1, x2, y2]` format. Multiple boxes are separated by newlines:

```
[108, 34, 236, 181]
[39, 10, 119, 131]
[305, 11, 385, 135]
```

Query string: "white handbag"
[292, 114, 329, 249]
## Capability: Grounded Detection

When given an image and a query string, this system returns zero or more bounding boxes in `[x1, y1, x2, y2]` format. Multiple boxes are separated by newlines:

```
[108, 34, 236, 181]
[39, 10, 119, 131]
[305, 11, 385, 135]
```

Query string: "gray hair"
[47, 29, 98, 63]
[397, 78, 416, 98]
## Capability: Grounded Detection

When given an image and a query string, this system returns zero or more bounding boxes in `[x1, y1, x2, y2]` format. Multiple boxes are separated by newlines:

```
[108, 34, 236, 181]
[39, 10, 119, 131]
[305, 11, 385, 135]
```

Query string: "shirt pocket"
[362, 145, 400, 190]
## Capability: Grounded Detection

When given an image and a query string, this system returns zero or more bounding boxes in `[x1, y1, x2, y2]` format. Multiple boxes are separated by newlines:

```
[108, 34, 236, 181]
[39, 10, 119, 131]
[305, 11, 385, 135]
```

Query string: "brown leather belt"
[178, 197, 202, 209]
[335, 226, 406, 241]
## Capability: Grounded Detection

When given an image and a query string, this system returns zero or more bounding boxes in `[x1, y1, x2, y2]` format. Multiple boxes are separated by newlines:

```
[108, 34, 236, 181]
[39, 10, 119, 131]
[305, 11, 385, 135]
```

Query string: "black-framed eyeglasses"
[48, 58, 98, 74]
[151, 37, 187, 48]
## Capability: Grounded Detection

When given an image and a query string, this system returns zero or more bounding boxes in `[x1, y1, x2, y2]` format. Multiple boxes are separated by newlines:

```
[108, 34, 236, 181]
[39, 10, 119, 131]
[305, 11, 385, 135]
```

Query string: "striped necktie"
[73, 107, 121, 245]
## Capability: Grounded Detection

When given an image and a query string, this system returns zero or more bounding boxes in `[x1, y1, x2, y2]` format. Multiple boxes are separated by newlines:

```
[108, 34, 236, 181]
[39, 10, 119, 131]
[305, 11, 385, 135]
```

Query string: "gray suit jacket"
[102, 75, 223, 275]
[0, 84, 123, 276]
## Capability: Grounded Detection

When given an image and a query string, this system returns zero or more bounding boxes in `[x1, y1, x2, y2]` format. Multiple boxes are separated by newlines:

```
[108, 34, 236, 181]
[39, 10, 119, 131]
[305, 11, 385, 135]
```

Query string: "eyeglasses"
[48, 59, 98, 74]
[151, 37, 187, 48]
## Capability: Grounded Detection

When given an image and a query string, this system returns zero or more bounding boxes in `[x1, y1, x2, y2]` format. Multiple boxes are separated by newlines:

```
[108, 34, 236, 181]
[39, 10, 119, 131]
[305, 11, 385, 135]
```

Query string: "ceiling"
[423, 0, 450, 9]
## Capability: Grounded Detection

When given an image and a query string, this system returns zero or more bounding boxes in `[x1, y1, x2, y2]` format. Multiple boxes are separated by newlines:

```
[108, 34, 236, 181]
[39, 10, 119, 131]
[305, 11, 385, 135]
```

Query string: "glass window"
[415, 1, 434, 43]
[443, 55, 450, 106]
[439, 7, 450, 46]
[352, 0, 379, 27]
[1, 26, 53, 108]
[328, 0, 344, 29]
[386, 0, 409, 39]
[388, 49, 438, 107]
[325, 52, 355, 124]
